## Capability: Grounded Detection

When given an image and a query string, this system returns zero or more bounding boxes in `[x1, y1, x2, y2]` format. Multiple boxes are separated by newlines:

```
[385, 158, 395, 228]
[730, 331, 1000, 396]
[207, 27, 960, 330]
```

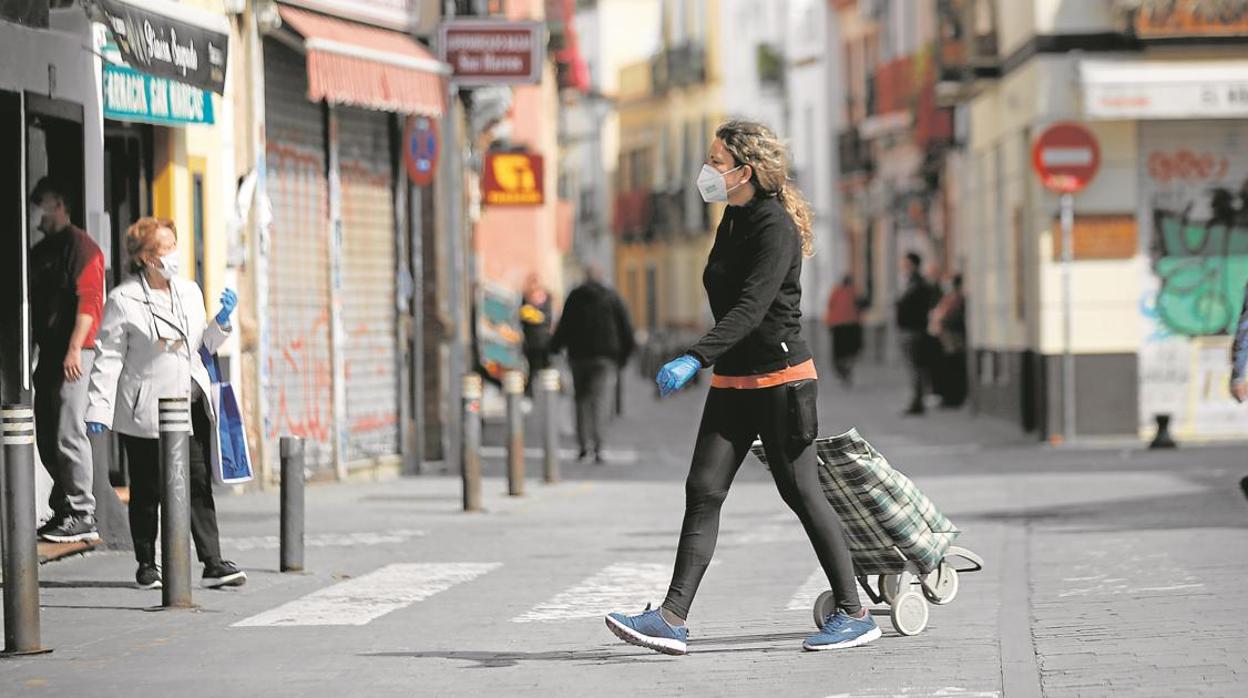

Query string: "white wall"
[718, 0, 786, 128]
[964, 56, 1142, 356]
[785, 0, 838, 324]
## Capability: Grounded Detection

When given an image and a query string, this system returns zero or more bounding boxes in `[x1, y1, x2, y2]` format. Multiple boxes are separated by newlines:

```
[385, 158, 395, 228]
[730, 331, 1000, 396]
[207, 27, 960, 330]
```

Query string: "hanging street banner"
[101, 42, 215, 126]
[95, 0, 230, 95]
[439, 19, 544, 85]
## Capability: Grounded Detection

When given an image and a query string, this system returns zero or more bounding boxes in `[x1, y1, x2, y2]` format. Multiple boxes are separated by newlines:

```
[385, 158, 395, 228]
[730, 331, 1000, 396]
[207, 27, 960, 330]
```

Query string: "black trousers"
[570, 357, 614, 454]
[829, 324, 862, 383]
[120, 398, 222, 565]
[662, 383, 859, 620]
[901, 330, 929, 410]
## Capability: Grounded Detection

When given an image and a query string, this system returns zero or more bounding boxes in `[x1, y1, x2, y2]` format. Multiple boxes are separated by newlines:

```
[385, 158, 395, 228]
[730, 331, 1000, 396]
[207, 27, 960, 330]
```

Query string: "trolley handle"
[943, 546, 984, 574]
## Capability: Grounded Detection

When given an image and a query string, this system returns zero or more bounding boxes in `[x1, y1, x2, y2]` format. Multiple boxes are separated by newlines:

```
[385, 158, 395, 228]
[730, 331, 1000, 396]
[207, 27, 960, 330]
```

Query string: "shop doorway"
[0, 89, 22, 403]
[103, 123, 153, 287]
[25, 93, 84, 240]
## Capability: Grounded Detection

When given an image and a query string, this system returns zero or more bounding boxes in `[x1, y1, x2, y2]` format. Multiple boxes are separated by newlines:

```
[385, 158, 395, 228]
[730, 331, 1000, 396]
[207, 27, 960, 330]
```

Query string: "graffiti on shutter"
[338, 107, 400, 464]
[263, 40, 334, 470]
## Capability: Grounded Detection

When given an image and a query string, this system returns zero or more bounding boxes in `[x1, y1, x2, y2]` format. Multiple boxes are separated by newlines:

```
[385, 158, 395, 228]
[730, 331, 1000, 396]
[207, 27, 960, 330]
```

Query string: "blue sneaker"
[803, 610, 882, 651]
[604, 603, 689, 656]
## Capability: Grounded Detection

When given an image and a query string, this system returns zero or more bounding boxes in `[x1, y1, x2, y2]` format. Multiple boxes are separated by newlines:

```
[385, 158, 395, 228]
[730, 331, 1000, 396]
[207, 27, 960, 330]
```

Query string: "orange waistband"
[710, 359, 818, 389]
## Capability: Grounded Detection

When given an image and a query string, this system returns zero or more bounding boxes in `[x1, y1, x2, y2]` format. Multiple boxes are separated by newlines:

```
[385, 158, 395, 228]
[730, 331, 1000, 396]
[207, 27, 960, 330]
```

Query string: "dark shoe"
[202, 560, 247, 589]
[37, 512, 69, 537]
[40, 515, 100, 543]
[577, 449, 590, 463]
[136, 563, 162, 590]
[594, 451, 606, 465]
[903, 406, 925, 417]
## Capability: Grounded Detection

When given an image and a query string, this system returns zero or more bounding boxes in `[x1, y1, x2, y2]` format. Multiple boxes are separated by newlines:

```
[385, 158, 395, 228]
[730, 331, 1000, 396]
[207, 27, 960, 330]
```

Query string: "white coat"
[86, 275, 230, 439]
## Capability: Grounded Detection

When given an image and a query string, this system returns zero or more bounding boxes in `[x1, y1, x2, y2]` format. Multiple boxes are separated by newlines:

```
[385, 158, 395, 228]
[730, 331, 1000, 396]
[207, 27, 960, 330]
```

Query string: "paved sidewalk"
[1, 362, 1245, 697]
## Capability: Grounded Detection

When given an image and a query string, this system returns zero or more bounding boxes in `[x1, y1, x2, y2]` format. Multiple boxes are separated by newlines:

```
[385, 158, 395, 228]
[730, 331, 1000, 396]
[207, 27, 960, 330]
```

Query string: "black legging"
[662, 382, 859, 619]
[121, 398, 223, 566]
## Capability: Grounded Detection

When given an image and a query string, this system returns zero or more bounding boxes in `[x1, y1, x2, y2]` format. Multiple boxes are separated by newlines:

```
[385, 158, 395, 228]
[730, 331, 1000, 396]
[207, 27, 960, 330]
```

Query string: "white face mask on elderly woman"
[696, 164, 745, 204]
[156, 251, 180, 280]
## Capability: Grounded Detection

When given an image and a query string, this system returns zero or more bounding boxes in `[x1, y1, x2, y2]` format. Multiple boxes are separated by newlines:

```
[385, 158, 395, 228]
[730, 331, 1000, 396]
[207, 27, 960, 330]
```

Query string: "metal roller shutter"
[337, 106, 400, 464]
[263, 40, 335, 472]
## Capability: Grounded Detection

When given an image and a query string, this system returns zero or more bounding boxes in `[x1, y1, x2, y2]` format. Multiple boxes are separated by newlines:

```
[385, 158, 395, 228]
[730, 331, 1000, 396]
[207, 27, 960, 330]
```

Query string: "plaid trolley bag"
[751, 428, 983, 636]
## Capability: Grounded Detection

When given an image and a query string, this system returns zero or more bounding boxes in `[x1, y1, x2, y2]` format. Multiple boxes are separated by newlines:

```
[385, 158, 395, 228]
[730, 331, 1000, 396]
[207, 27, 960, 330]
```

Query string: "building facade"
[932, 0, 1248, 441]
[614, 0, 722, 339]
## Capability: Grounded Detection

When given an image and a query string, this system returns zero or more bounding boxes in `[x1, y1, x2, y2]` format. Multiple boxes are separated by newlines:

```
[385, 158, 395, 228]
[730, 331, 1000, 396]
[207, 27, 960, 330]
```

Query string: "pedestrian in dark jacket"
[29, 177, 105, 544]
[519, 273, 553, 395]
[549, 267, 634, 463]
[603, 120, 876, 657]
[896, 252, 940, 415]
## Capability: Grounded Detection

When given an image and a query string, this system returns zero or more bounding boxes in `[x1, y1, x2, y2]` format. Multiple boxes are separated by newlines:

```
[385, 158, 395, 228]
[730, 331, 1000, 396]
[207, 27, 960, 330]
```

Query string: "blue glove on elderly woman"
[656, 354, 701, 398]
[215, 288, 238, 326]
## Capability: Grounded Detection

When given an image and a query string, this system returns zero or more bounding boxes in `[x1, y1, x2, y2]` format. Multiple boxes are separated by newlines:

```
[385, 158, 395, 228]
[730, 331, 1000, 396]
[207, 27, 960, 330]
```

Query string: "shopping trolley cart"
[750, 428, 984, 636]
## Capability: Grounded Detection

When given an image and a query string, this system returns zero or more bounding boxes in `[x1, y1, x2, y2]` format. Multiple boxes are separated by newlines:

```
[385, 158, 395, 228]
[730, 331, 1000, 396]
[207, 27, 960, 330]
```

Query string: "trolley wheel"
[878, 574, 901, 604]
[890, 592, 929, 636]
[812, 590, 837, 630]
[923, 563, 959, 606]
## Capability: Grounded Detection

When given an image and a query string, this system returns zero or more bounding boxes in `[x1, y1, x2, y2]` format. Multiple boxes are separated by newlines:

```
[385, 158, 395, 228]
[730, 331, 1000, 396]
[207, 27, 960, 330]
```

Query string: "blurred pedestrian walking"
[604, 120, 877, 656]
[1231, 278, 1247, 404]
[548, 266, 634, 464]
[85, 217, 246, 591]
[519, 273, 553, 396]
[929, 274, 968, 408]
[823, 274, 863, 387]
[896, 252, 940, 416]
[29, 177, 104, 543]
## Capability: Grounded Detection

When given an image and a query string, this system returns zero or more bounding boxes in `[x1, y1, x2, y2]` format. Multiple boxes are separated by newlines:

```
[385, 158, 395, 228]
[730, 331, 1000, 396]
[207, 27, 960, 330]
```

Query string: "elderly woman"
[86, 216, 245, 590]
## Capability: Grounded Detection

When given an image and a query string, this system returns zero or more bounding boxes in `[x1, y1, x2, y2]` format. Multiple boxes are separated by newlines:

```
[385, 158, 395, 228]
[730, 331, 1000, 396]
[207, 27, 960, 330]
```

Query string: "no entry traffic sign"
[1032, 123, 1100, 194]
[404, 116, 439, 187]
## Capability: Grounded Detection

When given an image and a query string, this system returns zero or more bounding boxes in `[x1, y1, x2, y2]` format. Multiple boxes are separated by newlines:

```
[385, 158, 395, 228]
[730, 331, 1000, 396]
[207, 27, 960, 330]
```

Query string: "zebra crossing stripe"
[233, 562, 501, 627]
[787, 568, 828, 611]
[787, 567, 874, 612]
[512, 562, 672, 623]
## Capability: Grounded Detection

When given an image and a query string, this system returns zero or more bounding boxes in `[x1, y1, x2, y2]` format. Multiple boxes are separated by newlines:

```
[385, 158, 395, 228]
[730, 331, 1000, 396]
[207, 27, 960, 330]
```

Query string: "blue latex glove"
[86, 422, 107, 435]
[656, 355, 701, 398]
[215, 288, 238, 326]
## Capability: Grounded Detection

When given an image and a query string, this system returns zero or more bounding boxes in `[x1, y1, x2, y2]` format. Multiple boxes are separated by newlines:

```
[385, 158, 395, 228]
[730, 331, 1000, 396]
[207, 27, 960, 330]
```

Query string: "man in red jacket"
[29, 177, 104, 543]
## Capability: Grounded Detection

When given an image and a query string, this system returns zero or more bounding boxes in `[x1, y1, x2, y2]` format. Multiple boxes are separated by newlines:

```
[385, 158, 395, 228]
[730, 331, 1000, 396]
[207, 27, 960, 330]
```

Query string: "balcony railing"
[651, 41, 707, 95]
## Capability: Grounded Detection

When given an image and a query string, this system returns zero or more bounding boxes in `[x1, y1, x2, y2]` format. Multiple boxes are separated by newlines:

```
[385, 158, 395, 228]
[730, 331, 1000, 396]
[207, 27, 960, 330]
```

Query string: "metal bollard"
[158, 397, 193, 609]
[280, 437, 306, 572]
[504, 370, 525, 497]
[461, 374, 483, 512]
[1, 405, 49, 656]
[537, 369, 561, 484]
[1149, 414, 1177, 450]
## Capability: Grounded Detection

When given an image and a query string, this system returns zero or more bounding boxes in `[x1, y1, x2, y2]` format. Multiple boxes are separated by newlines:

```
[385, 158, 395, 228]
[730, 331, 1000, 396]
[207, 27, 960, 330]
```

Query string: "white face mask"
[156, 251, 180, 280]
[696, 163, 745, 203]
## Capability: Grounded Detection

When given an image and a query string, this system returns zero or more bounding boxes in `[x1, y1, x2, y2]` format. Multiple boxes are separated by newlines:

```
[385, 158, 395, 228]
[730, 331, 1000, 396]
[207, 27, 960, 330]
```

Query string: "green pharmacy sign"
[102, 56, 214, 126]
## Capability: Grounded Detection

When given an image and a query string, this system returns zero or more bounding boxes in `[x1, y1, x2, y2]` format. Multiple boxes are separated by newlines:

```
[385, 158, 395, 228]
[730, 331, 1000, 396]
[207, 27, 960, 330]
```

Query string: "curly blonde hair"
[125, 216, 177, 275]
[716, 120, 815, 257]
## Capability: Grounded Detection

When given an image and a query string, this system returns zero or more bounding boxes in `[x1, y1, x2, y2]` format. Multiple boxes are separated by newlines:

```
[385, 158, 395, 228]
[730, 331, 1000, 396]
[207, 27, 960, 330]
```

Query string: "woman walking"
[86, 217, 246, 590]
[824, 274, 863, 387]
[604, 121, 876, 655]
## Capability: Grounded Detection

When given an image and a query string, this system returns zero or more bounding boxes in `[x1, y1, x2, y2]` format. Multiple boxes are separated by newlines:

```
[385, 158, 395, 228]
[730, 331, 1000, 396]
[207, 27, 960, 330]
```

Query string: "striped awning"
[278, 5, 448, 117]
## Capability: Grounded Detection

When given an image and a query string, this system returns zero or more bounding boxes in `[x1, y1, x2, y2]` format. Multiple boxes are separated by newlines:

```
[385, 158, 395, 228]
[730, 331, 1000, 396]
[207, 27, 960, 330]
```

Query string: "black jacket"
[550, 281, 635, 363]
[896, 273, 939, 332]
[688, 194, 811, 376]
